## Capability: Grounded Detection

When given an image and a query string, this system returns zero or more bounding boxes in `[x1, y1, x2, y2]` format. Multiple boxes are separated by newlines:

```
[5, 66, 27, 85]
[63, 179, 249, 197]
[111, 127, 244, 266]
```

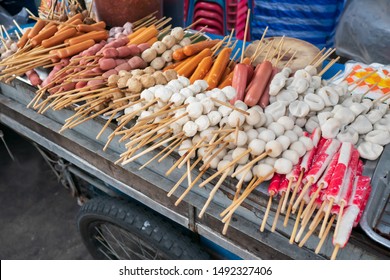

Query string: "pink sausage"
[115, 62, 132, 72]
[87, 79, 105, 90]
[99, 58, 116, 70]
[75, 81, 88, 89]
[117, 36, 129, 45]
[103, 47, 119, 58]
[102, 69, 118, 78]
[128, 56, 147, 69]
[26, 70, 42, 86]
[128, 45, 141, 56]
[91, 67, 103, 74]
[115, 59, 127, 66]
[137, 43, 150, 52]
[59, 82, 76, 92]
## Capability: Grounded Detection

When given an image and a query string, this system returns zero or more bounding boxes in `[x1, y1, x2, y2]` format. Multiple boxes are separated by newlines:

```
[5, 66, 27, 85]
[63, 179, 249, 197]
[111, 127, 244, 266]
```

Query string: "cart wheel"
[77, 197, 210, 260]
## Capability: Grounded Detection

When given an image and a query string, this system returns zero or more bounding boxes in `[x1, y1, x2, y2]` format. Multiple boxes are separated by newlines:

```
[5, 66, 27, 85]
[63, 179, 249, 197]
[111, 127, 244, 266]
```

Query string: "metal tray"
[361, 144, 390, 249]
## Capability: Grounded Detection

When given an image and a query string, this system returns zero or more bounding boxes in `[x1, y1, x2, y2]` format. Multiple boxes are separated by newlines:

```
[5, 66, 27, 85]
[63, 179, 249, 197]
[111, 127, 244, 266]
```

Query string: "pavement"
[0, 124, 91, 260]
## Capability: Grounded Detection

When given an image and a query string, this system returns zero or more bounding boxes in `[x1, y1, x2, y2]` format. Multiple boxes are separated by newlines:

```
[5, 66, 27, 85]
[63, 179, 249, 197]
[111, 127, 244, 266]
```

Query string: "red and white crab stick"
[319, 142, 353, 238]
[260, 173, 284, 232]
[282, 128, 322, 223]
[333, 149, 360, 237]
[292, 138, 341, 213]
[331, 176, 371, 260]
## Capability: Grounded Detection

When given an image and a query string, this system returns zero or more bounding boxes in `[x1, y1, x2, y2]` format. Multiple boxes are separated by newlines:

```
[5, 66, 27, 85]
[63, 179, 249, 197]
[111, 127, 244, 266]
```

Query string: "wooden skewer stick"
[133, 11, 158, 27]
[221, 169, 249, 235]
[271, 192, 285, 232]
[275, 47, 291, 67]
[308, 47, 326, 66]
[184, 18, 203, 30]
[122, 132, 184, 166]
[139, 137, 181, 170]
[198, 142, 228, 172]
[301, 185, 322, 220]
[14, 30, 21, 40]
[175, 166, 207, 206]
[349, 70, 378, 92]
[318, 57, 341, 77]
[333, 201, 345, 238]
[284, 50, 298, 68]
[250, 26, 268, 62]
[295, 202, 317, 243]
[221, 170, 275, 223]
[361, 81, 379, 100]
[283, 170, 304, 227]
[327, 70, 343, 84]
[12, 20, 24, 33]
[298, 212, 324, 248]
[1, 25, 11, 40]
[315, 214, 336, 254]
[292, 177, 314, 213]
[167, 156, 202, 197]
[199, 167, 233, 219]
[260, 193, 274, 232]
[178, 137, 206, 169]
[331, 244, 340, 260]
[158, 138, 186, 163]
[308, 200, 326, 231]
[319, 198, 335, 238]
[281, 178, 293, 213]
[240, 9, 251, 63]
[312, 48, 332, 68]
[231, 150, 270, 178]
[199, 149, 253, 188]
[289, 201, 304, 244]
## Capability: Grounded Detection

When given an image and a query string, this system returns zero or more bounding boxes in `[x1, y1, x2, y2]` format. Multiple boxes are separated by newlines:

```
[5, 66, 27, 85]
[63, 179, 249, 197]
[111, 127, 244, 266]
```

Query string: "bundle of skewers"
[1, 8, 388, 260]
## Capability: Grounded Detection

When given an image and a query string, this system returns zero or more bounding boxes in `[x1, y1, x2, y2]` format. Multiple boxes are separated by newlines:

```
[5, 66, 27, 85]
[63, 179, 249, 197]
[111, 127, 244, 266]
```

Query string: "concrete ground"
[0, 124, 91, 260]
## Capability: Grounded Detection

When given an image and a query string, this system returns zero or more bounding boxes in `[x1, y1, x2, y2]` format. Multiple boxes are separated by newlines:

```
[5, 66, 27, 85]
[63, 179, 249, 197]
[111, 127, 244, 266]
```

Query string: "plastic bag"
[335, 0, 390, 65]
[0, 6, 29, 31]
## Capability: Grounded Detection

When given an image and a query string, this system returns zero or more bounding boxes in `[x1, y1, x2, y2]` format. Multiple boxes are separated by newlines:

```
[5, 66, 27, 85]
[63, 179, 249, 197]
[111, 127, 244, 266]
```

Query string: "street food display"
[1, 6, 389, 260]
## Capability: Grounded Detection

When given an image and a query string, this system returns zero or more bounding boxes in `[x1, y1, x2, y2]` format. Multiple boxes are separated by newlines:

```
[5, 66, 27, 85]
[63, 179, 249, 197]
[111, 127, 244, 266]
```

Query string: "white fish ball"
[195, 115, 210, 131]
[274, 158, 293, 175]
[228, 111, 245, 127]
[258, 129, 276, 142]
[245, 108, 262, 126]
[282, 150, 300, 165]
[284, 130, 298, 142]
[235, 166, 253, 182]
[266, 140, 283, 158]
[277, 116, 295, 130]
[299, 136, 314, 151]
[248, 139, 266, 156]
[246, 129, 259, 143]
[186, 101, 203, 119]
[290, 141, 306, 157]
[183, 121, 198, 137]
[276, 135, 291, 150]
[268, 122, 285, 137]
[221, 86, 236, 100]
[232, 147, 250, 165]
[208, 111, 222, 126]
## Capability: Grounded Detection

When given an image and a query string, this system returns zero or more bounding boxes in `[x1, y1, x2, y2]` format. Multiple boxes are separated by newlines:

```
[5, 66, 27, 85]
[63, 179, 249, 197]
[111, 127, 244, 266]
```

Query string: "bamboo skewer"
[298, 212, 324, 248]
[260, 193, 274, 232]
[319, 198, 334, 238]
[289, 201, 304, 244]
[315, 214, 336, 254]
[271, 192, 285, 232]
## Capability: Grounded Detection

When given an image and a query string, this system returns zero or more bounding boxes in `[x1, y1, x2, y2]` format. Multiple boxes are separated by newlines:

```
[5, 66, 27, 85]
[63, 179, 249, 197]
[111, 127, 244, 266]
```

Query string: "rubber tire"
[77, 196, 210, 260]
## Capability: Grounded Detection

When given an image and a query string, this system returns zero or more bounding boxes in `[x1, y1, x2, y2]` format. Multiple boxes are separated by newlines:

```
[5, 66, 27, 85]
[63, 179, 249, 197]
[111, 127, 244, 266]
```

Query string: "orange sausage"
[218, 71, 234, 89]
[66, 30, 108, 45]
[16, 28, 31, 48]
[182, 39, 220, 57]
[28, 20, 46, 39]
[190, 56, 213, 84]
[55, 39, 95, 59]
[176, 48, 213, 77]
[164, 59, 187, 71]
[41, 28, 78, 48]
[57, 18, 83, 33]
[205, 48, 232, 89]
[129, 25, 158, 45]
[244, 60, 273, 106]
[76, 21, 106, 33]
[127, 27, 146, 41]
[172, 48, 187, 61]
[31, 25, 58, 47]
[41, 22, 56, 32]
[58, 13, 84, 30]
[146, 36, 158, 45]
